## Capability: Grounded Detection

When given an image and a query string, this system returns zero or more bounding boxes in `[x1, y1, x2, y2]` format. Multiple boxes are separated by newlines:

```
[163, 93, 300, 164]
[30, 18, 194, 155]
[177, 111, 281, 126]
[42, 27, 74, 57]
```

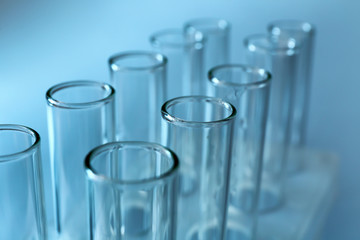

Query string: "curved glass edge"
[208, 64, 271, 89]
[184, 18, 231, 35]
[243, 33, 301, 55]
[84, 141, 179, 187]
[46, 80, 115, 109]
[267, 19, 316, 36]
[108, 50, 168, 72]
[0, 124, 40, 162]
[161, 95, 237, 127]
[149, 28, 205, 49]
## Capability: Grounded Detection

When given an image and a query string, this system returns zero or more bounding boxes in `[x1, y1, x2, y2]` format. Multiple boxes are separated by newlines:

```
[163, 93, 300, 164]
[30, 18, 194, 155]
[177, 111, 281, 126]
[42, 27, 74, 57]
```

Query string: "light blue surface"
[0, 1, 359, 239]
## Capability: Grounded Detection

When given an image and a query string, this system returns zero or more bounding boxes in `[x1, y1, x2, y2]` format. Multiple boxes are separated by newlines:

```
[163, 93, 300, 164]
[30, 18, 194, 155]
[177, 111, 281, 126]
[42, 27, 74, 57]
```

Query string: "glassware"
[161, 96, 236, 240]
[184, 18, 230, 91]
[109, 51, 167, 142]
[0, 124, 47, 239]
[85, 141, 179, 240]
[208, 64, 271, 240]
[267, 20, 316, 172]
[244, 34, 300, 211]
[149, 29, 205, 98]
[46, 80, 115, 240]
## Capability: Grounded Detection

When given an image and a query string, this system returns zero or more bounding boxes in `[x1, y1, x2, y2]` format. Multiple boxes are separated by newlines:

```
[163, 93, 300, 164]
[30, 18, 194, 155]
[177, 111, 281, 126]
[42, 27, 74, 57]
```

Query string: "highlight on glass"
[109, 51, 167, 143]
[208, 64, 271, 239]
[149, 29, 205, 98]
[85, 141, 179, 240]
[244, 34, 300, 211]
[267, 20, 316, 173]
[161, 96, 236, 240]
[0, 124, 47, 239]
[46, 80, 115, 239]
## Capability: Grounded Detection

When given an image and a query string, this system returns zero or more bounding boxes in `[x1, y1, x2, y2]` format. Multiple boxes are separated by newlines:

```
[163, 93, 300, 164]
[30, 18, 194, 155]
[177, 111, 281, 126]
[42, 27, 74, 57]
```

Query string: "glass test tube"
[0, 124, 47, 240]
[46, 81, 115, 240]
[161, 96, 236, 240]
[267, 20, 315, 172]
[150, 29, 205, 98]
[244, 34, 300, 211]
[208, 65, 271, 240]
[109, 51, 167, 142]
[85, 141, 179, 240]
[184, 18, 230, 89]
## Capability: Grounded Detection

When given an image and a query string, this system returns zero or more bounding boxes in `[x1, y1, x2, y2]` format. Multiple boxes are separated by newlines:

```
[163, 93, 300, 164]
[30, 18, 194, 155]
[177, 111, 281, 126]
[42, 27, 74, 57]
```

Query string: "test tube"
[85, 141, 179, 240]
[109, 51, 167, 142]
[46, 80, 115, 239]
[161, 96, 236, 240]
[244, 34, 300, 211]
[268, 20, 316, 172]
[150, 29, 205, 98]
[0, 124, 47, 239]
[208, 64, 271, 239]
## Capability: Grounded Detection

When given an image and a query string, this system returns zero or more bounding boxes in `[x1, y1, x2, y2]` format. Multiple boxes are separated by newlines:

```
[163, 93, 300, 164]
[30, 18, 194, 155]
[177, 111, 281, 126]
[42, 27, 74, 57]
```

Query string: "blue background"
[0, 1, 358, 239]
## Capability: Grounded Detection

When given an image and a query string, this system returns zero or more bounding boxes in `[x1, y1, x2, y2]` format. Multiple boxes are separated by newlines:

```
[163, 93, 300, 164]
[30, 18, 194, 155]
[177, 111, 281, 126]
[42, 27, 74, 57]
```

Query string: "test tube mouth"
[149, 29, 204, 49]
[244, 33, 300, 55]
[108, 51, 167, 71]
[208, 64, 271, 89]
[161, 96, 237, 127]
[0, 124, 40, 162]
[184, 18, 230, 35]
[267, 20, 315, 36]
[46, 80, 115, 109]
[84, 141, 179, 186]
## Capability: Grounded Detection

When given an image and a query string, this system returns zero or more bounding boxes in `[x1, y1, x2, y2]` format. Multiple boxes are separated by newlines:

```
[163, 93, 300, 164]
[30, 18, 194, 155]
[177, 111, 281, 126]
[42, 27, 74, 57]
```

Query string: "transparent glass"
[109, 51, 167, 142]
[85, 141, 179, 240]
[268, 20, 316, 172]
[184, 18, 230, 93]
[0, 124, 47, 239]
[208, 65, 271, 240]
[161, 96, 236, 240]
[244, 34, 300, 211]
[149, 29, 205, 98]
[46, 80, 115, 240]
